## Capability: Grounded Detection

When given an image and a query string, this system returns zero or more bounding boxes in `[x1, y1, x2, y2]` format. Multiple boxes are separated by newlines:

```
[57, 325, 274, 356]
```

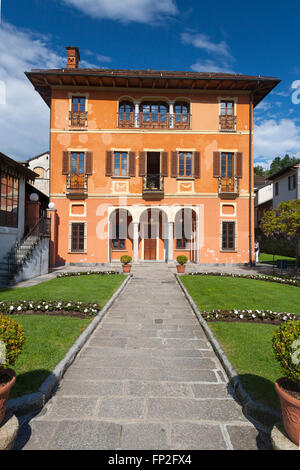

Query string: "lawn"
[181, 275, 300, 410]
[181, 275, 300, 314]
[259, 252, 296, 264]
[0, 274, 125, 398]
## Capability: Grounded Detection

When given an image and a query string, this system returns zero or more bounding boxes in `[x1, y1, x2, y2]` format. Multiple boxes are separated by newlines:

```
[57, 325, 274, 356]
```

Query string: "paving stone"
[192, 383, 233, 399]
[21, 421, 59, 450]
[88, 337, 127, 348]
[40, 397, 99, 420]
[121, 423, 168, 450]
[49, 420, 122, 450]
[171, 423, 227, 450]
[226, 425, 260, 450]
[147, 398, 245, 422]
[126, 381, 192, 398]
[55, 380, 124, 397]
[98, 397, 145, 420]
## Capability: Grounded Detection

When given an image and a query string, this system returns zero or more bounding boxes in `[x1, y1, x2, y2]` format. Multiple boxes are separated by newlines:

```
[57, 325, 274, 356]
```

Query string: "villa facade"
[26, 47, 280, 266]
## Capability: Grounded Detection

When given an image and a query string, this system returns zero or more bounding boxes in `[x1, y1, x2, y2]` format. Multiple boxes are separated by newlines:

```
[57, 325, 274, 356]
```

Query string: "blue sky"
[0, 0, 300, 165]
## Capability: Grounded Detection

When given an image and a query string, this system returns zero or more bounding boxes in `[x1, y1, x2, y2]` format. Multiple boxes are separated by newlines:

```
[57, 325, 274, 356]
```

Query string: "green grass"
[0, 274, 125, 307]
[181, 275, 300, 410]
[9, 315, 92, 398]
[209, 322, 282, 409]
[259, 252, 296, 264]
[181, 275, 300, 314]
[0, 274, 125, 398]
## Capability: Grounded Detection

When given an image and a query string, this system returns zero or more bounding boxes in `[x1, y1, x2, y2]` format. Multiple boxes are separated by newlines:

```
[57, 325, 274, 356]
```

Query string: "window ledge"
[68, 251, 87, 254]
[176, 177, 195, 181]
[220, 250, 237, 253]
[111, 176, 130, 179]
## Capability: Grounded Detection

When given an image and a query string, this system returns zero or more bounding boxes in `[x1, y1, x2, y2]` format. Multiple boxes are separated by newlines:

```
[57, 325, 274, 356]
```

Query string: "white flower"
[240, 314, 244, 319]
[10, 306, 14, 310]
[17, 306, 22, 311]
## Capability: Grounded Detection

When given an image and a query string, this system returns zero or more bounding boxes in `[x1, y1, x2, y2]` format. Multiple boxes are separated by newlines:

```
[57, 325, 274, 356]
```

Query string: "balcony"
[218, 176, 239, 198]
[69, 111, 87, 127]
[219, 115, 236, 132]
[117, 113, 191, 130]
[143, 174, 164, 198]
[67, 174, 88, 199]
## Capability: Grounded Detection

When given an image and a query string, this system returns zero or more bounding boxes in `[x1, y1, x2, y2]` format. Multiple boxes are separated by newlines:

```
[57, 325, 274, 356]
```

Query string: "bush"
[176, 255, 188, 265]
[272, 320, 300, 382]
[120, 255, 132, 265]
[0, 315, 25, 372]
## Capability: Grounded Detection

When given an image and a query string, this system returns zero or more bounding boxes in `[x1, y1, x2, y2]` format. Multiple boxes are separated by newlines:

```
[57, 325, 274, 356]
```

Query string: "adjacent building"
[268, 163, 300, 208]
[27, 151, 50, 196]
[26, 47, 280, 266]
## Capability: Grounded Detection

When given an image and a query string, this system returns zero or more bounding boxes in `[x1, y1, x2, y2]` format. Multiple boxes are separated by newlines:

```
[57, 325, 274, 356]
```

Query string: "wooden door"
[144, 238, 156, 260]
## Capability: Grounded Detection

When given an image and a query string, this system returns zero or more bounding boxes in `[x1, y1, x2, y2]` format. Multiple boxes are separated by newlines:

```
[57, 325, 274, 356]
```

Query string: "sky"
[0, 0, 300, 167]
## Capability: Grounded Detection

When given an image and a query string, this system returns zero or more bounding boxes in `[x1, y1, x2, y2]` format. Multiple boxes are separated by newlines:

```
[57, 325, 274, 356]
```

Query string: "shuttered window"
[113, 152, 128, 176]
[222, 221, 236, 251]
[71, 223, 85, 253]
[178, 152, 192, 177]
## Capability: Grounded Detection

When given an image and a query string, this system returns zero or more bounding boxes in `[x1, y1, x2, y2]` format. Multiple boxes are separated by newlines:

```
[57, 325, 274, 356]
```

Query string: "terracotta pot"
[0, 368, 16, 425]
[176, 264, 186, 273]
[122, 264, 131, 273]
[275, 378, 300, 446]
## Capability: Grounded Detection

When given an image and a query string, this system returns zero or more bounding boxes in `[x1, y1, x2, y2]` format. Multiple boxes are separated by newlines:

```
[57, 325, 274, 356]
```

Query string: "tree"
[269, 154, 300, 177]
[261, 200, 300, 265]
[254, 165, 266, 177]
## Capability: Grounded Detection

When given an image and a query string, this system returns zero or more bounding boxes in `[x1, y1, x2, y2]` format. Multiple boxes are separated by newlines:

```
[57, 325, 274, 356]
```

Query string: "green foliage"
[268, 154, 300, 177]
[260, 200, 300, 241]
[272, 320, 300, 382]
[0, 315, 25, 371]
[120, 255, 132, 265]
[176, 255, 188, 265]
[254, 165, 266, 177]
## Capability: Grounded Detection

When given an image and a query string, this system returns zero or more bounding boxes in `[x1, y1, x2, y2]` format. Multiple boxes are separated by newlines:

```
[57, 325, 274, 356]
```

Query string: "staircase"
[0, 217, 50, 287]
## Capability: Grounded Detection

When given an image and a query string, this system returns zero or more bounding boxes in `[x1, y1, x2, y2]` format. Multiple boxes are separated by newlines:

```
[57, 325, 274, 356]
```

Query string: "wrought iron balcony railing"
[219, 115, 237, 131]
[117, 113, 191, 129]
[143, 174, 164, 194]
[218, 176, 239, 196]
[67, 174, 88, 198]
[69, 111, 87, 127]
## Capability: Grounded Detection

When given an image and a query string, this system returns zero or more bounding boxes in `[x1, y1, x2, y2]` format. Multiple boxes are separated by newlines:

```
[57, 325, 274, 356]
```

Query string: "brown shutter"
[171, 151, 178, 178]
[213, 152, 221, 178]
[106, 151, 113, 176]
[129, 152, 136, 177]
[161, 152, 168, 177]
[236, 152, 243, 178]
[85, 152, 93, 175]
[193, 152, 200, 178]
[62, 151, 70, 174]
[139, 152, 146, 176]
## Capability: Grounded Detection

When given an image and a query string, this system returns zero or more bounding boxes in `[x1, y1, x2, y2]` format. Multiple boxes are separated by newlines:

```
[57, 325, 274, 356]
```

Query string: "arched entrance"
[109, 208, 133, 262]
[174, 208, 198, 263]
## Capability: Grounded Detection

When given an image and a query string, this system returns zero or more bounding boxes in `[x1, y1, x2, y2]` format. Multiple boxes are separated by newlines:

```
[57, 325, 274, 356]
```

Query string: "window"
[113, 152, 128, 176]
[0, 173, 19, 228]
[221, 153, 234, 178]
[140, 102, 168, 126]
[222, 221, 236, 251]
[72, 97, 86, 112]
[220, 101, 234, 116]
[178, 152, 192, 177]
[33, 167, 45, 178]
[275, 182, 279, 196]
[288, 174, 296, 191]
[71, 223, 85, 252]
[112, 224, 126, 250]
[71, 152, 85, 175]
[176, 238, 187, 249]
[119, 101, 134, 123]
[174, 102, 190, 126]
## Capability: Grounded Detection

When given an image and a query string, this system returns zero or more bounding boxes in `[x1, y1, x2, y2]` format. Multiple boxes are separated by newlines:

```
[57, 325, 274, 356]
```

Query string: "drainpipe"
[249, 92, 254, 266]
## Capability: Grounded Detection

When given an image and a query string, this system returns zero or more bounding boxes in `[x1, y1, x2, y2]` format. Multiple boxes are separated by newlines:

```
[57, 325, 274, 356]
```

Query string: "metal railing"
[117, 113, 191, 129]
[69, 111, 87, 127]
[219, 115, 236, 131]
[218, 176, 239, 194]
[67, 174, 88, 195]
[143, 174, 164, 193]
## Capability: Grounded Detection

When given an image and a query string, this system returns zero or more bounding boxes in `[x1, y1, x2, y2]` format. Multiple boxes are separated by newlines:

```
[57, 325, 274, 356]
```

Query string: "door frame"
[141, 221, 160, 261]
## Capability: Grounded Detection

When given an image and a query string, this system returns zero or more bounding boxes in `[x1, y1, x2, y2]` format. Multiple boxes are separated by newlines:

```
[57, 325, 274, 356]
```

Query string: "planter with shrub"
[272, 319, 300, 445]
[120, 255, 132, 273]
[176, 255, 188, 273]
[0, 315, 25, 424]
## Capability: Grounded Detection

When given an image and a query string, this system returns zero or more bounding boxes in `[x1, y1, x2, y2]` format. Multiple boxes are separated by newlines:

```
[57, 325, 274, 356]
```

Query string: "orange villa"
[26, 47, 280, 266]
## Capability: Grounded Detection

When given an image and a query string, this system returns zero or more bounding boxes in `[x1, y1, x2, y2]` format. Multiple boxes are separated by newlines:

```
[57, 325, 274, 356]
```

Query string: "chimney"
[66, 47, 80, 69]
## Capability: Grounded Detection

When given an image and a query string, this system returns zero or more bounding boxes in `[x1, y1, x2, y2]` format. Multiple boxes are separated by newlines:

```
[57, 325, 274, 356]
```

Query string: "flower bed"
[0, 300, 99, 317]
[56, 271, 119, 278]
[202, 309, 298, 324]
[188, 272, 300, 287]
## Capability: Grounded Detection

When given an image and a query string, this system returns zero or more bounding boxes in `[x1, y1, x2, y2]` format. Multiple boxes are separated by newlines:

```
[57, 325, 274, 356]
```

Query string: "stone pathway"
[16, 263, 265, 450]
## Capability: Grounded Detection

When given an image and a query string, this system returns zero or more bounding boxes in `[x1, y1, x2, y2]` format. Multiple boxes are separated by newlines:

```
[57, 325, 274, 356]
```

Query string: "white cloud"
[61, 0, 178, 23]
[0, 23, 63, 161]
[254, 118, 300, 165]
[181, 31, 235, 74]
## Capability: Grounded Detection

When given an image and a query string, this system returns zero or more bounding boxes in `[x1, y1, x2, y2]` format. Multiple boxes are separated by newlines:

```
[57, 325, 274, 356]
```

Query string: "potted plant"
[176, 255, 188, 273]
[120, 255, 132, 273]
[0, 315, 25, 424]
[272, 319, 300, 445]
